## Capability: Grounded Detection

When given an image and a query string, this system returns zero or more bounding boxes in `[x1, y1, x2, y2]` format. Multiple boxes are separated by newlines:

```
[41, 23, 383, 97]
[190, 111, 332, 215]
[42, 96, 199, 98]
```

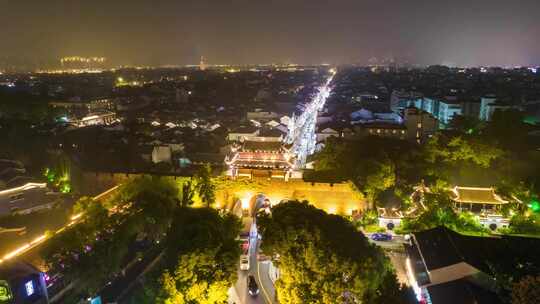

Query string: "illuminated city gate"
[216, 179, 366, 216]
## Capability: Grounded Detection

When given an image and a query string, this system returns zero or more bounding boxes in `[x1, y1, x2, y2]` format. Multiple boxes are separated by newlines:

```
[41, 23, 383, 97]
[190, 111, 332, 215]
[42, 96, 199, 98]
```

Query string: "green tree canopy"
[194, 164, 216, 208]
[42, 197, 137, 295]
[156, 207, 241, 304]
[180, 180, 195, 208]
[358, 158, 396, 202]
[511, 275, 540, 304]
[157, 249, 233, 304]
[257, 201, 406, 304]
[313, 137, 418, 203]
[448, 114, 483, 135]
[485, 109, 532, 151]
[398, 193, 487, 235]
[111, 176, 180, 240]
[42, 177, 181, 296]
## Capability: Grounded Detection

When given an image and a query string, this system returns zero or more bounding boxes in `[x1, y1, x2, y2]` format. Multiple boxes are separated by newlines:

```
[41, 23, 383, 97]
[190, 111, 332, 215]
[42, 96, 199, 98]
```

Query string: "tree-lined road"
[230, 197, 276, 304]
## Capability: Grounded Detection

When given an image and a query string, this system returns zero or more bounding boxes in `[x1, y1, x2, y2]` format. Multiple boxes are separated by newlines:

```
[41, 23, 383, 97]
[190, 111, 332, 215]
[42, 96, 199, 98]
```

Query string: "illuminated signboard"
[0, 280, 13, 302]
[24, 280, 35, 296]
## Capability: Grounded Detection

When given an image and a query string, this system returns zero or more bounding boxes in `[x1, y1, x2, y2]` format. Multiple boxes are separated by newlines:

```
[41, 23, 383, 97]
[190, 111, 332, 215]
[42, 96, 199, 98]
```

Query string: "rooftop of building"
[242, 140, 284, 152]
[404, 105, 437, 117]
[426, 279, 503, 304]
[230, 125, 259, 134]
[450, 186, 507, 205]
[360, 122, 407, 129]
[413, 226, 540, 274]
[258, 128, 285, 137]
[231, 159, 292, 169]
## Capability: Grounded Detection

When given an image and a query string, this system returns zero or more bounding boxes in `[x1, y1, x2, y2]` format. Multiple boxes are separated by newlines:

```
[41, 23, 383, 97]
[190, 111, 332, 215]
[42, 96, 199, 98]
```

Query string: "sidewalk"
[228, 286, 241, 304]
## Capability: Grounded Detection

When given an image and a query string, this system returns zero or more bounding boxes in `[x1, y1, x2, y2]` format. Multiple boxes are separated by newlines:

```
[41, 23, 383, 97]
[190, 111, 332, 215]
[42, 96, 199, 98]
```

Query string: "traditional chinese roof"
[226, 150, 292, 169]
[242, 140, 283, 152]
[451, 187, 507, 205]
[230, 125, 259, 134]
[361, 122, 407, 129]
[258, 128, 284, 137]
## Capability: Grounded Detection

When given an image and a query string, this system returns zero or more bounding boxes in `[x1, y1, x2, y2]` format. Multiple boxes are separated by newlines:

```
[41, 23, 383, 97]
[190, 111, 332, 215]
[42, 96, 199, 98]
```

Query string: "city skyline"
[1, 0, 540, 68]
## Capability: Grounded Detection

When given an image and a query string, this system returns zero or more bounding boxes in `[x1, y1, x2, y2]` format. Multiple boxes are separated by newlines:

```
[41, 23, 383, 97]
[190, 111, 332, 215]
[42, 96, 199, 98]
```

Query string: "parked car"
[370, 233, 392, 241]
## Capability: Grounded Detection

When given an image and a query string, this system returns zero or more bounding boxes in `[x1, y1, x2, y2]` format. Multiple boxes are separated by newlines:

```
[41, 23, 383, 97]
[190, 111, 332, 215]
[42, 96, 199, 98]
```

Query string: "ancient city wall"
[76, 172, 367, 215]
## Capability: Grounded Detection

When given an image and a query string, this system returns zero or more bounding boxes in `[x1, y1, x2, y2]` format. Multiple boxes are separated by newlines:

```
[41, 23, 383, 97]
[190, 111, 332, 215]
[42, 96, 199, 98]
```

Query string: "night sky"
[2, 0, 540, 67]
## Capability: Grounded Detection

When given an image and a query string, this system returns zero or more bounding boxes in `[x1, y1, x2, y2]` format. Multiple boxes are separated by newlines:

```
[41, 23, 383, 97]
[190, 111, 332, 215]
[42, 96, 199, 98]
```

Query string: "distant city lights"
[60, 56, 106, 64]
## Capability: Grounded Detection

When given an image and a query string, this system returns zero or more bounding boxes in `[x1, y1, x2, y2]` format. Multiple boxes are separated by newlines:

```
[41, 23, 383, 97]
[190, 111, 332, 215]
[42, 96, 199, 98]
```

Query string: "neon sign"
[24, 280, 35, 296]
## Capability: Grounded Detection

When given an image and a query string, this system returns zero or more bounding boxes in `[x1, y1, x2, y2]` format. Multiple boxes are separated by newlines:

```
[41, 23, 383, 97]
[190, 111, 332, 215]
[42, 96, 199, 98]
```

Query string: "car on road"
[247, 275, 260, 297]
[370, 233, 393, 241]
[240, 255, 250, 270]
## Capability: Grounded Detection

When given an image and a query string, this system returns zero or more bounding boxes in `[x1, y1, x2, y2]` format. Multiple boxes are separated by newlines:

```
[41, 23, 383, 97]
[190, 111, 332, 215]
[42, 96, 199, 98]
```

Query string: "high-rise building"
[478, 95, 518, 121]
[479, 95, 497, 121]
[437, 100, 462, 126]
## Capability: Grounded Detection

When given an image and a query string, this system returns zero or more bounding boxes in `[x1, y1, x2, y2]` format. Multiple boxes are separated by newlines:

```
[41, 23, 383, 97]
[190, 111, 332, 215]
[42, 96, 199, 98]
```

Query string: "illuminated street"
[230, 197, 276, 304]
[0, 186, 118, 266]
[287, 70, 335, 169]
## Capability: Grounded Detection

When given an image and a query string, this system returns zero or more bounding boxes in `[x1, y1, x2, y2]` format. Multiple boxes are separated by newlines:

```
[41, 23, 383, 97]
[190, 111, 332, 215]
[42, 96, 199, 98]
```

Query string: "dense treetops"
[157, 207, 242, 304]
[42, 176, 181, 295]
[258, 201, 409, 304]
[314, 110, 539, 201]
[43, 175, 242, 303]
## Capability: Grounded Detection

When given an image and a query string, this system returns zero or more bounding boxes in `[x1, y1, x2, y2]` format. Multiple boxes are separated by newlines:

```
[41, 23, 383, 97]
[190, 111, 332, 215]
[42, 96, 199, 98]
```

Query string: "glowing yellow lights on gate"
[241, 197, 250, 210]
[327, 206, 337, 214]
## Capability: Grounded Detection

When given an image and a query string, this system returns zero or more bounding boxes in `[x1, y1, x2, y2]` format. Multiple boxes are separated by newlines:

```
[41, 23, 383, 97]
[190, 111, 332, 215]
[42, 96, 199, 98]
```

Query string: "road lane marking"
[257, 260, 272, 304]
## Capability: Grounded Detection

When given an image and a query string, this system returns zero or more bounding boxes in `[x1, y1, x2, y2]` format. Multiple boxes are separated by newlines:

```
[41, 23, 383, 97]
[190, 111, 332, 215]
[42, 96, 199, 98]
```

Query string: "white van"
[240, 254, 250, 270]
